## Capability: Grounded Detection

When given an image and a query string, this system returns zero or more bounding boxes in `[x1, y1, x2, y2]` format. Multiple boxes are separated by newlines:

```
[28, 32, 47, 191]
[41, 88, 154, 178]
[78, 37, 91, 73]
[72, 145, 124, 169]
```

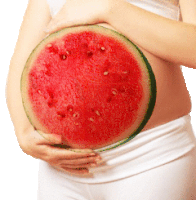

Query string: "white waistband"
[58, 114, 196, 183]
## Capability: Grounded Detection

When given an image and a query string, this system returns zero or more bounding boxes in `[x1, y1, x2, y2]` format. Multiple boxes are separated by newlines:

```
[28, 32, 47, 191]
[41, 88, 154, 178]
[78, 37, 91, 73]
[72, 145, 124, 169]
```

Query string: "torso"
[138, 47, 191, 131]
[46, 0, 192, 148]
[130, 0, 192, 131]
[99, 0, 192, 133]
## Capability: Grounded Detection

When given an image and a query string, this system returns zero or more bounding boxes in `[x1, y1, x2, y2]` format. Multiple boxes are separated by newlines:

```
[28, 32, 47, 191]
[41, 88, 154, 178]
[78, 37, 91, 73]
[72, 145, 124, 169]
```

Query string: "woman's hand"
[45, 0, 113, 33]
[19, 128, 102, 175]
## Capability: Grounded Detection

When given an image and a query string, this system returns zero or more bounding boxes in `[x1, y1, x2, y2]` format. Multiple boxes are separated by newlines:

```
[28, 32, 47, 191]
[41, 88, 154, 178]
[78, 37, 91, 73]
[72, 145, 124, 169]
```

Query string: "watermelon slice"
[21, 25, 156, 151]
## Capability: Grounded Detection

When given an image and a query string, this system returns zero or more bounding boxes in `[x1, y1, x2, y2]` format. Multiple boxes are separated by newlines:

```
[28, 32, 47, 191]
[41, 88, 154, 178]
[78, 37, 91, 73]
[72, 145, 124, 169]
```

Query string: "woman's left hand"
[46, 0, 112, 33]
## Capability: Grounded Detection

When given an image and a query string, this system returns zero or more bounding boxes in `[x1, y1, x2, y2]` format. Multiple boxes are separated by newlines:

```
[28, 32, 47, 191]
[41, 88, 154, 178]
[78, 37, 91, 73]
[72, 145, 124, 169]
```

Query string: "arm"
[106, 0, 196, 68]
[46, 0, 196, 69]
[6, 0, 100, 175]
[7, 0, 51, 139]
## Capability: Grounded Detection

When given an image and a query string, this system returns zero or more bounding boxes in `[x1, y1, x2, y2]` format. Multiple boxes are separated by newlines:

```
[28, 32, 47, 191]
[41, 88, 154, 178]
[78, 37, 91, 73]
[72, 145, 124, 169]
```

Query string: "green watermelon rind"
[21, 25, 156, 152]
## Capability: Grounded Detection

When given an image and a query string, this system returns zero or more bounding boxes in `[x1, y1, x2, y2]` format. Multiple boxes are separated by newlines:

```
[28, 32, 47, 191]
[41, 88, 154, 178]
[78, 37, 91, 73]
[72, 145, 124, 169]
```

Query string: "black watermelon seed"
[59, 54, 67, 60]
[47, 98, 57, 107]
[87, 51, 93, 57]
[57, 111, 66, 118]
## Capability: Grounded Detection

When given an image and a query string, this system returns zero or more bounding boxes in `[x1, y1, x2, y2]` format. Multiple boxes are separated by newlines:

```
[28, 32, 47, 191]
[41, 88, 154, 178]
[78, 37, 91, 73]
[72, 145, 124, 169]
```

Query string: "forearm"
[6, 0, 51, 141]
[106, 1, 196, 68]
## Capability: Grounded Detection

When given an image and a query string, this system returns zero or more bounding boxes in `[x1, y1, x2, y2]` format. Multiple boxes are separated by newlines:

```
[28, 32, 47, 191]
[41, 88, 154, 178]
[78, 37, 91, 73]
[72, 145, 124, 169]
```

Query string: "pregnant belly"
[22, 24, 191, 151]
[99, 23, 191, 132]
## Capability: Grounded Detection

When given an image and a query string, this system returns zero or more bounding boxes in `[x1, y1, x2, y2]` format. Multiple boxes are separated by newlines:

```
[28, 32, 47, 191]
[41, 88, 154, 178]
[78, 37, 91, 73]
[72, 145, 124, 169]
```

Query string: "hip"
[40, 114, 196, 183]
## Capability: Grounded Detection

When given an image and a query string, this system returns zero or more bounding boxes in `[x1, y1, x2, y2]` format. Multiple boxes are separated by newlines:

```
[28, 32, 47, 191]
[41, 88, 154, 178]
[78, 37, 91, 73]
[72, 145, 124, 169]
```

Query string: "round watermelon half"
[21, 25, 156, 151]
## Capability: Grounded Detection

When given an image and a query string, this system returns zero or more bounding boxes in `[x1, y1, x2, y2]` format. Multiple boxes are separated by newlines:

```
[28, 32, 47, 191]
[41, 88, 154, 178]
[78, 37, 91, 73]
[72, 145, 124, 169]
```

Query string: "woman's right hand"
[7, 0, 102, 176]
[19, 128, 102, 175]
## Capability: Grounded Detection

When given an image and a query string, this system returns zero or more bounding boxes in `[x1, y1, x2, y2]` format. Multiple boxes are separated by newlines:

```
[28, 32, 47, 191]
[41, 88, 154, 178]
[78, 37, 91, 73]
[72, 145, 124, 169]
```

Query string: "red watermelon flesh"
[21, 25, 156, 151]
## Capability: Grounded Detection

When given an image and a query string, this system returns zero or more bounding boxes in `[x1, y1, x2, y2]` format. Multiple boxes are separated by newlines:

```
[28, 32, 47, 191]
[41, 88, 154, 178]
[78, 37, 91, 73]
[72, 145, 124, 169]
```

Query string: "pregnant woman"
[7, 0, 196, 199]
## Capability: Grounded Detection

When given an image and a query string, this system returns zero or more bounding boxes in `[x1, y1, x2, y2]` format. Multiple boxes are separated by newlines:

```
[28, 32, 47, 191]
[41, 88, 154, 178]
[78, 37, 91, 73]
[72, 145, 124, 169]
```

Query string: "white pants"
[38, 115, 196, 200]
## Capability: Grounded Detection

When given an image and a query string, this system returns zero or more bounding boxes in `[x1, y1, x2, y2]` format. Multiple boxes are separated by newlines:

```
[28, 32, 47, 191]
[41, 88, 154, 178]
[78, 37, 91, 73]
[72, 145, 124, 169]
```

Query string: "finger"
[59, 155, 101, 165]
[41, 145, 102, 168]
[67, 148, 96, 154]
[59, 162, 97, 169]
[42, 146, 98, 164]
[61, 167, 90, 175]
[53, 165, 90, 175]
[59, 149, 98, 159]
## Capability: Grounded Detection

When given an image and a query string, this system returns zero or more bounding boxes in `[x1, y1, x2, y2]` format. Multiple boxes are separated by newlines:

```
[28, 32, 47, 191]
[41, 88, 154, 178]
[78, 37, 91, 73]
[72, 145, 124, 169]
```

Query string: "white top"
[127, 0, 180, 20]
[46, 0, 180, 20]
[46, 0, 66, 17]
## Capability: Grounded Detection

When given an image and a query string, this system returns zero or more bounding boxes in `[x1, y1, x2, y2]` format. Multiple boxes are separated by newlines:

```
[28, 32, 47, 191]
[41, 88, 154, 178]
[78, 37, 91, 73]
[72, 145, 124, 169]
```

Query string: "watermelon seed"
[57, 111, 66, 118]
[73, 112, 79, 118]
[91, 108, 101, 117]
[89, 117, 94, 122]
[87, 51, 93, 57]
[66, 50, 70, 55]
[112, 88, 118, 95]
[95, 110, 101, 116]
[60, 54, 67, 60]
[122, 71, 129, 74]
[38, 90, 42, 94]
[100, 47, 105, 51]
[103, 71, 109, 76]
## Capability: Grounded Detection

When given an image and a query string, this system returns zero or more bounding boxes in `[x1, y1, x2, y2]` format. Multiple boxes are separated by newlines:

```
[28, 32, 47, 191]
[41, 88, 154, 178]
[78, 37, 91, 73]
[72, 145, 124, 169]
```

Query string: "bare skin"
[6, 0, 196, 175]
